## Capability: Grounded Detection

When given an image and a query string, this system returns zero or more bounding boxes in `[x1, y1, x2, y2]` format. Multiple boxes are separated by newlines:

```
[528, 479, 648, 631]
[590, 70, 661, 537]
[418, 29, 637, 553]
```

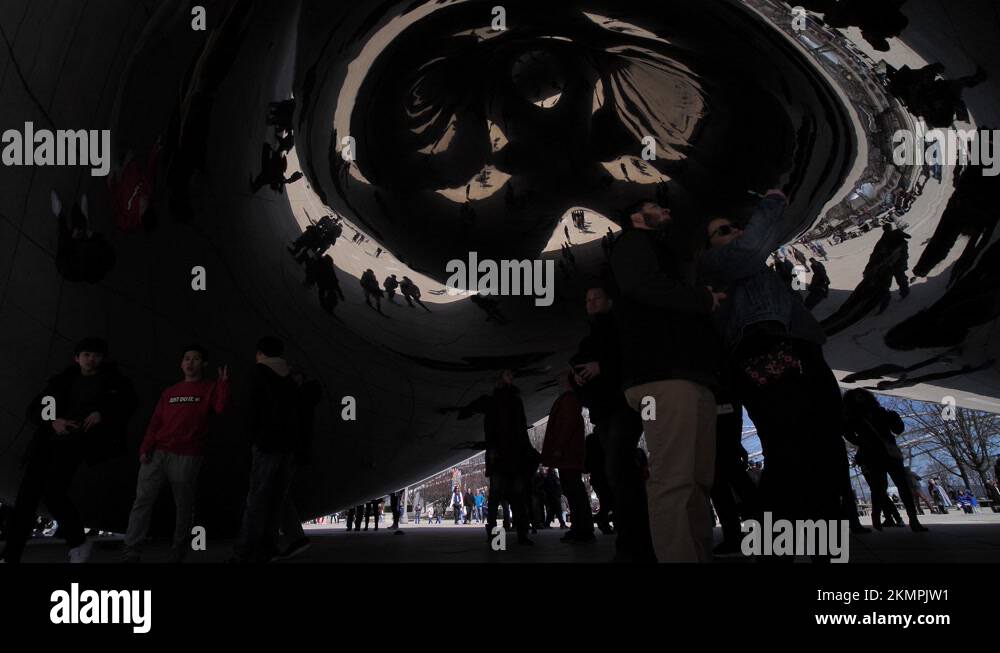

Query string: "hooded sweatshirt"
[140, 377, 230, 457]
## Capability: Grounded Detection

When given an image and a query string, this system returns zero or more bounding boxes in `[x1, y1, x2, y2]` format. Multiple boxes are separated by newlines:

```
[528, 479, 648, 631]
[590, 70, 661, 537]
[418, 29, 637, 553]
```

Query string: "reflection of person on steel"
[52, 191, 116, 284]
[361, 269, 384, 314]
[400, 277, 431, 312]
[250, 143, 304, 194]
[109, 140, 161, 233]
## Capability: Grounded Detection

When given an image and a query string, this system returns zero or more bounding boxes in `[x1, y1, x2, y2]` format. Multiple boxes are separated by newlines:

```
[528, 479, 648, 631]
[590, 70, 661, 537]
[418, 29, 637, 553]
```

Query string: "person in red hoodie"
[122, 345, 230, 562]
[541, 372, 594, 543]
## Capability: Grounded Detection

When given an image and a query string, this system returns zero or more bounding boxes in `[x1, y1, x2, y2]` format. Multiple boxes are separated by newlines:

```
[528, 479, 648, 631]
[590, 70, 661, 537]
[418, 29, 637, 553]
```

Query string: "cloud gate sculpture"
[1, 0, 998, 535]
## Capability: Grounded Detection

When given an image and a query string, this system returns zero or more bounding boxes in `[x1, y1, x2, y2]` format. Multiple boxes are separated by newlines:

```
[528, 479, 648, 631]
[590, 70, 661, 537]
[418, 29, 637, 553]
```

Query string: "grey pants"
[124, 451, 204, 557]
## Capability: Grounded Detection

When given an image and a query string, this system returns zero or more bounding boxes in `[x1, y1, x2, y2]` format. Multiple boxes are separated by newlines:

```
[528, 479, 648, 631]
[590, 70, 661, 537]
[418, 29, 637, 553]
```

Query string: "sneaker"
[910, 522, 929, 532]
[517, 536, 534, 546]
[68, 541, 93, 564]
[271, 538, 311, 562]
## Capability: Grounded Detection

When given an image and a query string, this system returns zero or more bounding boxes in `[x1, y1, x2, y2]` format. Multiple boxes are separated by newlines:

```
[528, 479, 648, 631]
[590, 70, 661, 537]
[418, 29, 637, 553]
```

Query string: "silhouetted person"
[1, 338, 137, 564]
[843, 389, 927, 532]
[872, 225, 911, 299]
[887, 62, 986, 127]
[315, 255, 345, 313]
[234, 337, 314, 562]
[388, 492, 402, 530]
[701, 191, 846, 548]
[804, 258, 830, 310]
[52, 191, 116, 284]
[541, 373, 594, 543]
[400, 277, 431, 312]
[914, 141, 1000, 287]
[267, 99, 295, 130]
[384, 274, 399, 303]
[614, 199, 724, 562]
[364, 499, 382, 530]
[822, 226, 912, 334]
[250, 144, 303, 194]
[571, 283, 653, 561]
[361, 269, 384, 313]
[289, 224, 324, 263]
[463, 490, 475, 524]
[451, 488, 464, 524]
[773, 255, 795, 286]
[444, 370, 537, 546]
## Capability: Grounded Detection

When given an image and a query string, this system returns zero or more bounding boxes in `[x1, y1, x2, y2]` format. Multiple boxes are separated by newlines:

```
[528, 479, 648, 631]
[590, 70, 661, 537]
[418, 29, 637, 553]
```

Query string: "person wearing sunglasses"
[700, 190, 850, 555]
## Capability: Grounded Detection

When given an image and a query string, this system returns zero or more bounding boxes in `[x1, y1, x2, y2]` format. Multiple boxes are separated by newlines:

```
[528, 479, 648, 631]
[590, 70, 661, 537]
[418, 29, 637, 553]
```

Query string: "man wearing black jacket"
[234, 337, 315, 563]
[445, 369, 537, 546]
[610, 200, 725, 563]
[571, 284, 654, 562]
[843, 389, 927, 532]
[1, 337, 137, 563]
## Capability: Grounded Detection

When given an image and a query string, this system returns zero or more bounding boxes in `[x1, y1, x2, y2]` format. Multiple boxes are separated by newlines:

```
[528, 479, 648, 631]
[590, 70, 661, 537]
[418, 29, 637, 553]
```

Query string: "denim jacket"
[698, 195, 826, 353]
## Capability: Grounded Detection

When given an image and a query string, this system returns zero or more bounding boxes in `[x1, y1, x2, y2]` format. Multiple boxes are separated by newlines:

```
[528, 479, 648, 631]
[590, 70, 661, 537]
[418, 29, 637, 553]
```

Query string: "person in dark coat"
[233, 337, 315, 562]
[571, 283, 653, 561]
[843, 389, 927, 532]
[1, 337, 137, 563]
[541, 373, 594, 542]
[443, 369, 537, 545]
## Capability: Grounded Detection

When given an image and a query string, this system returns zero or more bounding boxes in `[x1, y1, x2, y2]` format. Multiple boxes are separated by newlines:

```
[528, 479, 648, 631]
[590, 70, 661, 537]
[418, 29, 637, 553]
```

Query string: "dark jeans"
[235, 447, 302, 562]
[836, 439, 864, 528]
[487, 474, 528, 539]
[734, 336, 843, 526]
[586, 434, 615, 530]
[559, 469, 594, 536]
[866, 457, 919, 526]
[390, 493, 400, 527]
[595, 404, 654, 561]
[711, 407, 759, 546]
[364, 501, 379, 530]
[1, 437, 87, 563]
